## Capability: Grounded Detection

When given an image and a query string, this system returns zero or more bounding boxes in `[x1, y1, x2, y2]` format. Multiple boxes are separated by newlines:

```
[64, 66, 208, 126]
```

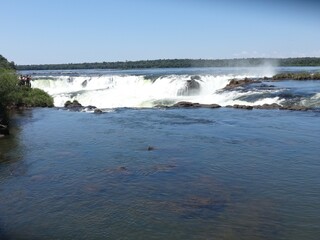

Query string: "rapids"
[25, 67, 320, 110]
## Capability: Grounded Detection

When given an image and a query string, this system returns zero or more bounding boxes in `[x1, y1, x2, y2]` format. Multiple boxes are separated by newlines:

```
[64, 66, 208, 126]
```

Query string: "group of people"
[19, 75, 32, 87]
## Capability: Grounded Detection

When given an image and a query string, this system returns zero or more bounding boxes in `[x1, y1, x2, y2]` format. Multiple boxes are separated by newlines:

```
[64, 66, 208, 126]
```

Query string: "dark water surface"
[0, 108, 319, 239]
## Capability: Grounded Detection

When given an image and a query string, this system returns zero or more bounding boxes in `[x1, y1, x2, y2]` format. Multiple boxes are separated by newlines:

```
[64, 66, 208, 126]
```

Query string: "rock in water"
[232, 104, 253, 110]
[172, 102, 221, 109]
[200, 104, 221, 109]
[64, 100, 84, 111]
[82, 80, 88, 87]
[280, 105, 310, 111]
[64, 100, 82, 108]
[173, 102, 201, 108]
[191, 75, 201, 81]
[147, 146, 155, 151]
[254, 103, 281, 109]
[177, 78, 201, 96]
[224, 78, 261, 89]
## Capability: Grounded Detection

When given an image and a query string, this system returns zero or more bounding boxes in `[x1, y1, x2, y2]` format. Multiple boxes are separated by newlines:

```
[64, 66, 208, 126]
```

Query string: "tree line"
[0, 55, 16, 70]
[16, 57, 320, 71]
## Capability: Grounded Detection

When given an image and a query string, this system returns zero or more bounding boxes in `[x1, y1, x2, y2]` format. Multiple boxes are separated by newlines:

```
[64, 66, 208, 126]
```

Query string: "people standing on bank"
[19, 75, 25, 86]
[18, 75, 32, 87]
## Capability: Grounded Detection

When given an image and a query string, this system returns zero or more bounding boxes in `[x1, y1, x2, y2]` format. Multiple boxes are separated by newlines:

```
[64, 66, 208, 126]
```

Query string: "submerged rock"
[147, 146, 155, 151]
[182, 196, 227, 212]
[152, 195, 227, 220]
[138, 164, 177, 176]
[104, 166, 131, 175]
[280, 105, 310, 111]
[231, 104, 254, 110]
[94, 108, 103, 114]
[118, 166, 128, 172]
[253, 103, 282, 110]
[226, 103, 311, 111]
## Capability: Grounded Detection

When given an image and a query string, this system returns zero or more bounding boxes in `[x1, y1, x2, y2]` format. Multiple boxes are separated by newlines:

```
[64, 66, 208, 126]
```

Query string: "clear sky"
[1, 0, 320, 64]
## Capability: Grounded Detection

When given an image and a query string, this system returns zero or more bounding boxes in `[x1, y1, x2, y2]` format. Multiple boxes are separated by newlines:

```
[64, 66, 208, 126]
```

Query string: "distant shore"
[17, 57, 320, 71]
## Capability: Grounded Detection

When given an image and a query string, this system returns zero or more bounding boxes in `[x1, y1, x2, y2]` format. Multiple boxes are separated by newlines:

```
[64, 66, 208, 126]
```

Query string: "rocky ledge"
[172, 102, 311, 111]
[226, 103, 310, 111]
[223, 73, 320, 89]
[279, 105, 311, 111]
[224, 78, 261, 90]
[63, 100, 311, 112]
[271, 72, 320, 81]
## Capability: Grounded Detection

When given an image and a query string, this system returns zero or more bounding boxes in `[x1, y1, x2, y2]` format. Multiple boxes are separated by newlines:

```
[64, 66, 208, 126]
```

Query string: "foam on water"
[32, 72, 282, 108]
[301, 93, 320, 108]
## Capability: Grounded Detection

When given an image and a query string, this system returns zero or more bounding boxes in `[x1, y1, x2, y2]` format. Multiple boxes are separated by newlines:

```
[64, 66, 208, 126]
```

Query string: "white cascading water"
[301, 93, 320, 108]
[32, 73, 282, 109]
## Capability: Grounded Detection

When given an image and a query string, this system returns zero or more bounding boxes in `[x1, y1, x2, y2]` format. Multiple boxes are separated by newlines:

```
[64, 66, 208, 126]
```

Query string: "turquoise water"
[1, 107, 319, 239]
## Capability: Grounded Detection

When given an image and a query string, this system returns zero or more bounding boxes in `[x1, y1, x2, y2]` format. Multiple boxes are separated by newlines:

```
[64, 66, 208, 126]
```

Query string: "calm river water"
[0, 107, 319, 239]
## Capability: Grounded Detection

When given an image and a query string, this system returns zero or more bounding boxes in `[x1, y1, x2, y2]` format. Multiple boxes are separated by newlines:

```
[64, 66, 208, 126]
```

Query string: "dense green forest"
[17, 57, 320, 70]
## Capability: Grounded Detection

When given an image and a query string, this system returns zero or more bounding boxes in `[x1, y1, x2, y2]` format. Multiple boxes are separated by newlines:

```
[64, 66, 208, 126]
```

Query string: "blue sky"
[1, 0, 320, 64]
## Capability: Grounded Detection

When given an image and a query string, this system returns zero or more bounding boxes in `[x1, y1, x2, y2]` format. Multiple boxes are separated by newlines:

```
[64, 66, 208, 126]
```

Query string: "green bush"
[7, 87, 54, 108]
[0, 69, 54, 108]
[0, 69, 19, 107]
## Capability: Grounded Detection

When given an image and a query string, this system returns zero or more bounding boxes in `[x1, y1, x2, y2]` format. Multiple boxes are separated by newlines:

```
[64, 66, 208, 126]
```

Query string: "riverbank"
[0, 55, 54, 136]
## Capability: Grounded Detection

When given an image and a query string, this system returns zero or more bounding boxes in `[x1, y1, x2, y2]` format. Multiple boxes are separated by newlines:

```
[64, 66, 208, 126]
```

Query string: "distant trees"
[16, 57, 320, 71]
[280, 58, 320, 66]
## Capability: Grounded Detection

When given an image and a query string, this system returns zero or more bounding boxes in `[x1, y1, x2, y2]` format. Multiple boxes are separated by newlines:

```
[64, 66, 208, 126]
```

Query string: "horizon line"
[17, 56, 320, 66]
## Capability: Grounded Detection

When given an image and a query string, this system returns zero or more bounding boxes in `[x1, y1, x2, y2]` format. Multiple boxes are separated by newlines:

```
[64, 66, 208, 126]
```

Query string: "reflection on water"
[0, 111, 28, 178]
[0, 108, 319, 239]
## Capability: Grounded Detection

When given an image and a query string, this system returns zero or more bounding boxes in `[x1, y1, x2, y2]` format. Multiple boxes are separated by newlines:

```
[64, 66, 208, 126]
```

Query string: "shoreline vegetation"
[0, 54, 53, 136]
[17, 57, 320, 71]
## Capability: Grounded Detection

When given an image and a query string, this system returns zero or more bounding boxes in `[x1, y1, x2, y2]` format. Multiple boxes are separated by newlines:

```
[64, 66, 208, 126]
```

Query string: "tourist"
[19, 75, 25, 86]
[26, 75, 32, 87]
